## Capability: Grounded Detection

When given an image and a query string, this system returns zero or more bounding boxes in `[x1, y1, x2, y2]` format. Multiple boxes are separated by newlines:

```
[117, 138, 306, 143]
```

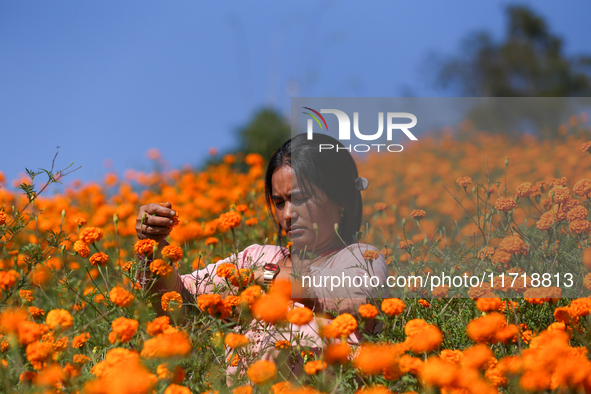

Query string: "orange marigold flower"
[477, 246, 495, 260]
[109, 287, 134, 307]
[569, 220, 591, 234]
[29, 306, 45, 318]
[419, 299, 431, 308]
[247, 360, 277, 385]
[581, 141, 591, 153]
[567, 205, 588, 222]
[240, 285, 261, 306]
[466, 313, 507, 343]
[161, 292, 183, 312]
[406, 324, 442, 353]
[275, 340, 291, 350]
[456, 176, 472, 187]
[147, 316, 172, 336]
[0, 270, 20, 290]
[224, 295, 241, 308]
[71, 332, 90, 348]
[287, 307, 313, 326]
[491, 249, 511, 267]
[150, 259, 173, 277]
[353, 343, 403, 376]
[46, 309, 73, 331]
[304, 360, 327, 375]
[26, 341, 53, 366]
[494, 197, 516, 212]
[205, 237, 219, 246]
[398, 240, 413, 249]
[573, 178, 591, 197]
[358, 304, 379, 319]
[161, 245, 183, 262]
[499, 235, 523, 254]
[78, 227, 104, 244]
[0, 211, 7, 225]
[19, 289, 33, 302]
[230, 268, 254, 287]
[381, 298, 405, 316]
[73, 241, 90, 258]
[218, 211, 242, 232]
[245, 218, 258, 226]
[89, 252, 109, 267]
[197, 294, 223, 315]
[431, 285, 449, 298]
[515, 182, 533, 197]
[373, 202, 388, 211]
[325, 342, 350, 365]
[549, 186, 570, 204]
[536, 211, 555, 231]
[108, 317, 138, 343]
[362, 250, 380, 261]
[245, 152, 265, 167]
[410, 209, 426, 219]
[134, 239, 157, 255]
[331, 313, 358, 337]
[476, 297, 503, 312]
[225, 333, 249, 349]
[252, 294, 289, 324]
[163, 384, 191, 394]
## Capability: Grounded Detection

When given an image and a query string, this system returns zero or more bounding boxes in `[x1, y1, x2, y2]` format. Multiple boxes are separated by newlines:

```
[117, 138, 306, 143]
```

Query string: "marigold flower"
[476, 297, 503, 312]
[247, 360, 277, 385]
[515, 182, 533, 197]
[71, 332, 90, 348]
[569, 219, 591, 234]
[134, 239, 157, 256]
[410, 209, 426, 219]
[406, 324, 442, 353]
[461, 344, 494, 369]
[205, 237, 219, 246]
[536, 211, 555, 231]
[161, 291, 183, 312]
[373, 202, 388, 211]
[353, 343, 402, 377]
[398, 240, 413, 249]
[161, 245, 183, 262]
[26, 341, 53, 366]
[89, 252, 109, 267]
[252, 294, 289, 324]
[477, 246, 495, 260]
[78, 227, 104, 244]
[381, 298, 405, 316]
[494, 197, 516, 212]
[275, 340, 291, 350]
[362, 250, 380, 261]
[108, 317, 139, 344]
[549, 186, 570, 204]
[358, 304, 379, 319]
[431, 285, 449, 298]
[230, 268, 254, 287]
[324, 342, 350, 365]
[146, 316, 172, 337]
[419, 356, 459, 388]
[109, 287, 134, 307]
[18, 289, 33, 302]
[573, 178, 591, 196]
[455, 176, 472, 188]
[499, 235, 523, 254]
[240, 285, 261, 306]
[46, 309, 73, 331]
[286, 307, 313, 326]
[218, 211, 242, 232]
[29, 306, 45, 318]
[466, 313, 507, 343]
[566, 205, 588, 223]
[0, 270, 20, 290]
[163, 384, 191, 394]
[225, 333, 249, 349]
[581, 141, 591, 153]
[331, 313, 358, 337]
[150, 259, 172, 277]
[197, 294, 226, 317]
[304, 360, 327, 375]
[73, 240, 90, 258]
[0, 211, 7, 225]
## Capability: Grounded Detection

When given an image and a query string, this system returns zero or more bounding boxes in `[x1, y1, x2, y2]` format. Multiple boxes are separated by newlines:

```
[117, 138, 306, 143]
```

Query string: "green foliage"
[237, 107, 290, 159]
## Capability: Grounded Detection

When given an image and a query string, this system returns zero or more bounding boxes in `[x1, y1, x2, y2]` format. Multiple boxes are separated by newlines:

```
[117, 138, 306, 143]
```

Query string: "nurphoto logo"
[302, 107, 418, 152]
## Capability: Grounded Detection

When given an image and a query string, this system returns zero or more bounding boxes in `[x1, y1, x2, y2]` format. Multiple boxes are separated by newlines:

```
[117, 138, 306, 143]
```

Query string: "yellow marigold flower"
[218, 211, 242, 232]
[73, 240, 90, 258]
[109, 287, 134, 307]
[108, 317, 138, 343]
[247, 360, 277, 385]
[46, 309, 73, 331]
[456, 176, 472, 187]
[78, 227, 104, 244]
[71, 332, 90, 348]
[134, 239, 157, 255]
[286, 307, 313, 326]
[224, 333, 249, 349]
[515, 182, 533, 197]
[581, 141, 591, 153]
[381, 298, 405, 316]
[29, 306, 45, 318]
[150, 259, 172, 277]
[304, 360, 327, 375]
[570, 220, 591, 234]
[161, 245, 183, 262]
[19, 289, 33, 302]
[205, 237, 219, 246]
[410, 209, 426, 219]
[373, 202, 388, 211]
[331, 313, 358, 337]
[161, 291, 183, 312]
[358, 304, 378, 319]
[499, 235, 523, 254]
[573, 178, 591, 197]
[362, 250, 380, 261]
[494, 197, 516, 212]
[275, 340, 291, 350]
[89, 252, 109, 267]
[549, 186, 570, 204]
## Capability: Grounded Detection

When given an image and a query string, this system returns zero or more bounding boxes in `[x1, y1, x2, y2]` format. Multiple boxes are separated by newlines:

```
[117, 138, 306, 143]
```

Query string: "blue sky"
[1, 1, 590, 186]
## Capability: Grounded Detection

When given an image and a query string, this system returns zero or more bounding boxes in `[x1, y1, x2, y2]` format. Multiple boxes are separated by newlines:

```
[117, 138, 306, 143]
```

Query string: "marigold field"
[2, 117, 591, 394]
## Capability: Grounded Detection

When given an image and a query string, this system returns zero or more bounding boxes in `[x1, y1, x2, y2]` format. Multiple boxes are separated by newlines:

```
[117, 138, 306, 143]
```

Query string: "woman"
[135, 133, 388, 384]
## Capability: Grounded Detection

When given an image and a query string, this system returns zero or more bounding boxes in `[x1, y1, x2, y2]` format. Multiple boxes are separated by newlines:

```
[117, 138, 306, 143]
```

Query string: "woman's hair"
[264, 133, 363, 247]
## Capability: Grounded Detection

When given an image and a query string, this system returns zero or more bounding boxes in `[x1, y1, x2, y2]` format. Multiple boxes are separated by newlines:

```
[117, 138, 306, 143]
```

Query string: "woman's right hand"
[135, 202, 176, 242]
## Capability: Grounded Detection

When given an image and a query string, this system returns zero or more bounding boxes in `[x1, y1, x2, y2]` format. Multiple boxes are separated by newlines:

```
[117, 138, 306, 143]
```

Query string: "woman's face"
[271, 165, 342, 252]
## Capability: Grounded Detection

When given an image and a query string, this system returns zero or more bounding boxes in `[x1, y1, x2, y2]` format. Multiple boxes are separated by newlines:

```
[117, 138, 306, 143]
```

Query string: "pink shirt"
[173, 243, 388, 384]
